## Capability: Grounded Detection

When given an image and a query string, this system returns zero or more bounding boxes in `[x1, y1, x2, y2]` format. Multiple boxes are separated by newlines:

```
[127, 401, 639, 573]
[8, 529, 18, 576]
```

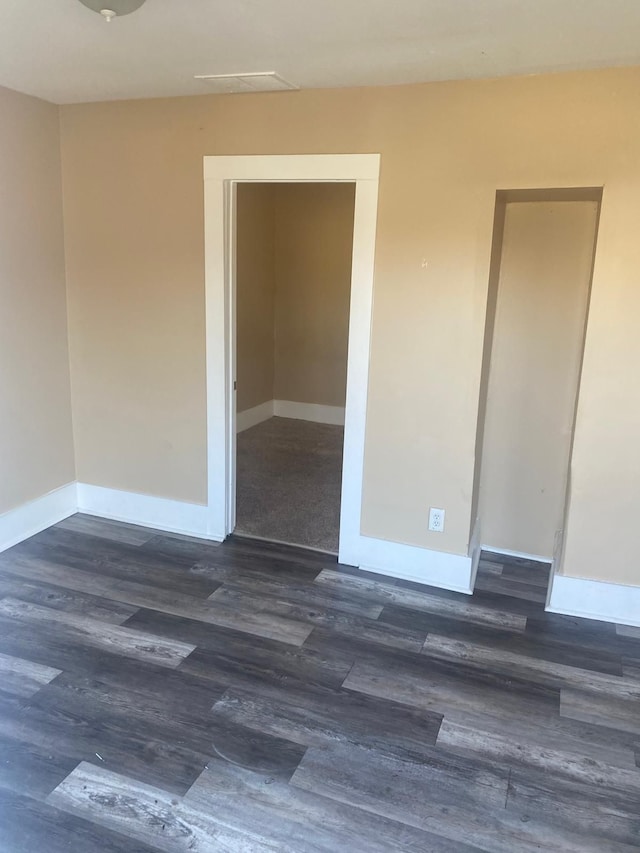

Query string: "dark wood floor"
[0, 515, 639, 851]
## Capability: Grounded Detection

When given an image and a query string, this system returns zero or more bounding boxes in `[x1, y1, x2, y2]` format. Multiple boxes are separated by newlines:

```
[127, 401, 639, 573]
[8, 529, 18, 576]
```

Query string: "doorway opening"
[234, 182, 355, 552]
[203, 154, 380, 565]
[472, 187, 602, 569]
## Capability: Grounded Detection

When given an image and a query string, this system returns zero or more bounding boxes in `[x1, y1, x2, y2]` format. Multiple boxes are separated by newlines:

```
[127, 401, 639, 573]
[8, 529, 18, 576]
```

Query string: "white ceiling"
[1, 0, 640, 104]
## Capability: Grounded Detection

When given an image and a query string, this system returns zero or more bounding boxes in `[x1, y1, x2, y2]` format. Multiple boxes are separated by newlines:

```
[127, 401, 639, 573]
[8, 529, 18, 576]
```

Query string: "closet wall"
[236, 182, 355, 415]
[476, 196, 599, 558]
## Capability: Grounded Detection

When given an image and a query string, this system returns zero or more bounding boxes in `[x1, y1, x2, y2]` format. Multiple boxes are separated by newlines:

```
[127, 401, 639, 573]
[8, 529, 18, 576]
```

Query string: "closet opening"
[471, 187, 602, 570]
[234, 182, 355, 553]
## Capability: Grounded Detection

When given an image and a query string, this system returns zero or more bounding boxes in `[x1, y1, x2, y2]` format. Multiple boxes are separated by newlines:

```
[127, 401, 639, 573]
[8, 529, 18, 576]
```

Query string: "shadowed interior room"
[234, 182, 354, 553]
[2, 1, 640, 850]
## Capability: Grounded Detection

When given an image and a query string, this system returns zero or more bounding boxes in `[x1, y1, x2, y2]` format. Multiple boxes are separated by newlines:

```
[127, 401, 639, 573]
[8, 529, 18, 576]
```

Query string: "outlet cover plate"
[429, 507, 445, 532]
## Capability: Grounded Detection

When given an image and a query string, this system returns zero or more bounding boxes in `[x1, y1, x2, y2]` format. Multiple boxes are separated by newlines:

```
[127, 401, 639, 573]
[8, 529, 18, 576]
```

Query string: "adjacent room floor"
[1, 514, 639, 851]
[235, 416, 344, 553]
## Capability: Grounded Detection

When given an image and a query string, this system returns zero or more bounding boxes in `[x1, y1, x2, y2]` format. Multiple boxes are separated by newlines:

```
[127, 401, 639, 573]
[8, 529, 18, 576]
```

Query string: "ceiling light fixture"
[77, 0, 147, 22]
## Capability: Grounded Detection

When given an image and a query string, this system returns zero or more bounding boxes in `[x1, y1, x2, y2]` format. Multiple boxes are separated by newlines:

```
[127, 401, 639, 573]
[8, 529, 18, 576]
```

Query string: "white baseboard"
[236, 399, 346, 431]
[546, 573, 640, 628]
[355, 534, 474, 594]
[468, 517, 482, 590]
[236, 400, 274, 433]
[0, 482, 77, 553]
[0, 481, 469, 599]
[549, 528, 565, 594]
[274, 400, 345, 426]
[76, 483, 220, 541]
[481, 544, 553, 564]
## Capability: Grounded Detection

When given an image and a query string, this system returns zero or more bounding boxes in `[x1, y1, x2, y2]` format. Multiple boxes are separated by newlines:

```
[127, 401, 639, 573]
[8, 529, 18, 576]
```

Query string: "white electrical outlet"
[428, 507, 445, 532]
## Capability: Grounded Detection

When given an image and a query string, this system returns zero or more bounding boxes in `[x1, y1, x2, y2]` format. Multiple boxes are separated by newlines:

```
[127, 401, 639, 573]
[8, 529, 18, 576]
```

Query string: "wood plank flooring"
[1, 514, 639, 851]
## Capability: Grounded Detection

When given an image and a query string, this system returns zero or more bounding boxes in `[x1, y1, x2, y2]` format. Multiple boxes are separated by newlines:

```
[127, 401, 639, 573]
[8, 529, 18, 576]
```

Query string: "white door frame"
[203, 154, 380, 564]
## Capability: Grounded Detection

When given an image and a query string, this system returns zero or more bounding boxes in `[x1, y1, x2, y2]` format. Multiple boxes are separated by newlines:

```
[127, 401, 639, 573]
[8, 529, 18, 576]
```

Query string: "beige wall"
[236, 182, 354, 413]
[477, 200, 598, 558]
[236, 183, 276, 413]
[59, 66, 640, 586]
[469, 202, 506, 537]
[273, 183, 354, 408]
[0, 86, 75, 515]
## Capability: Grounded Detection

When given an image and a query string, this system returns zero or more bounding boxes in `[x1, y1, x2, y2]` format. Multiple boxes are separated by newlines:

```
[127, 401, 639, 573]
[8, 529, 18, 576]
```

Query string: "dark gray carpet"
[235, 416, 344, 553]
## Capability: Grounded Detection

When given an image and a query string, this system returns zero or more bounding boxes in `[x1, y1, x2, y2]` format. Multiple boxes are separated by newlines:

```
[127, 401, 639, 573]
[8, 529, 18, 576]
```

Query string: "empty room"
[1, 1, 640, 851]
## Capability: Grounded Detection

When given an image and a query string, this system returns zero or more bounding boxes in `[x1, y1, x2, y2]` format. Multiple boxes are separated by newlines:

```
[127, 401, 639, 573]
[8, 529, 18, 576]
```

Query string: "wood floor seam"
[504, 767, 512, 810]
